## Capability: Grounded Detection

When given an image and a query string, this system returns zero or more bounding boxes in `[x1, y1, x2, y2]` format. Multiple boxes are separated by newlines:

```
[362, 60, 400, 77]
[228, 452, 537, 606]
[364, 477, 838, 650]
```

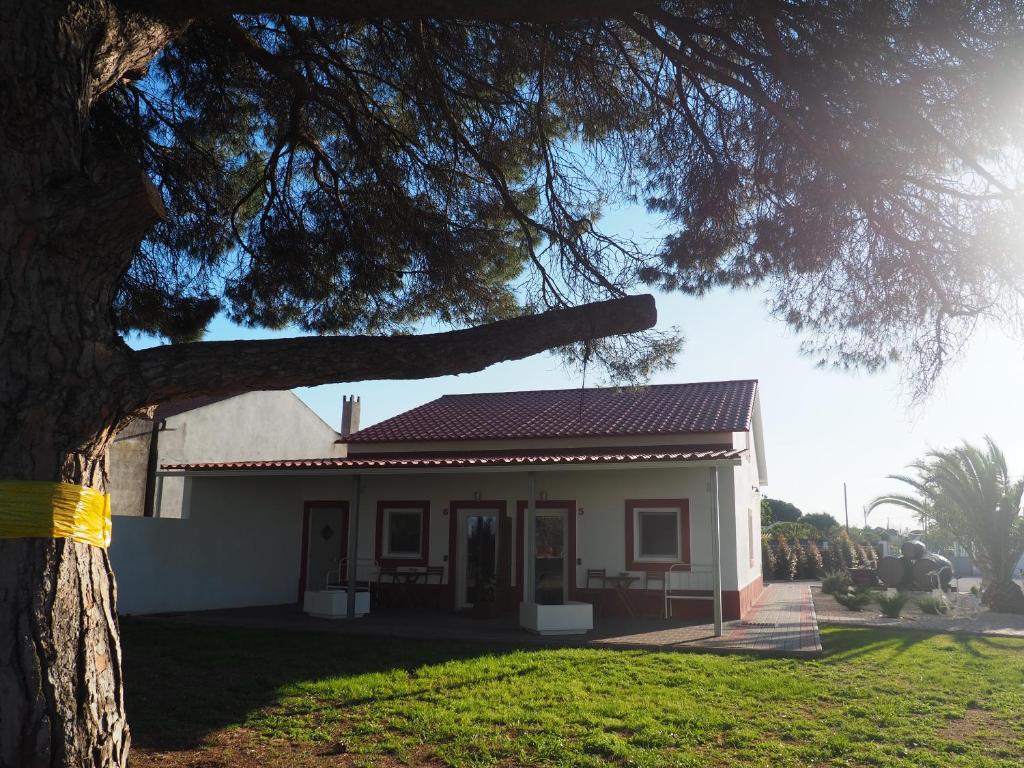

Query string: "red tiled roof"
[345, 380, 758, 443]
[162, 445, 744, 472]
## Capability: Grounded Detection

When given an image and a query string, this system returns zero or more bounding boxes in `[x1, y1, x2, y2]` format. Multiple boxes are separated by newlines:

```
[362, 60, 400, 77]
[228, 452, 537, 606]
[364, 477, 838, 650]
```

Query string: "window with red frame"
[376, 501, 429, 566]
[625, 499, 689, 570]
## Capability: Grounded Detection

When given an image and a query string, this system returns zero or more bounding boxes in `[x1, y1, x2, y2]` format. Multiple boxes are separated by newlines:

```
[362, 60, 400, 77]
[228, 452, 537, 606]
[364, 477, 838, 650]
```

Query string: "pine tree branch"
[134, 294, 657, 403]
[131, 0, 649, 24]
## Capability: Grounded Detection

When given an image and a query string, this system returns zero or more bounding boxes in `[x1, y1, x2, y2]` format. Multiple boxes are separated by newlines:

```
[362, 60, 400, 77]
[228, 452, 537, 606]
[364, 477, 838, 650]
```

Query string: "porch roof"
[161, 444, 744, 473]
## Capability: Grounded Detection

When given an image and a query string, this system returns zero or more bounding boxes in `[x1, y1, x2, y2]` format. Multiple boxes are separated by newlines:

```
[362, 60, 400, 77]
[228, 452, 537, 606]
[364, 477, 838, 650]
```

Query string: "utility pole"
[843, 482, 850, 531]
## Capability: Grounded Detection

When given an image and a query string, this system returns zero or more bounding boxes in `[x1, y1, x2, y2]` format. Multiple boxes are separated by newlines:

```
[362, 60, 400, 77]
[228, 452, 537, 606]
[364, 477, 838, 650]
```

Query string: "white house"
[109, 380, 768, 628]
[108, 391, 341, 518]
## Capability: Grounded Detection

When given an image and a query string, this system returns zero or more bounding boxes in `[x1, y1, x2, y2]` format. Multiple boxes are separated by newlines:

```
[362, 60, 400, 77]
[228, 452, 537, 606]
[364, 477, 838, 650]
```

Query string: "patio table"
[388, 569, 426, 608]
[604, 573, 639, 617]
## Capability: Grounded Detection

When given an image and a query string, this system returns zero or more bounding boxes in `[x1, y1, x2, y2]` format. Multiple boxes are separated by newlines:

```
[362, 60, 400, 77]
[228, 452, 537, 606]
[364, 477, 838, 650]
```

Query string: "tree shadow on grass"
[818, 627, 936, 662]
[819, 626, 1021, 664]
[121, 618, 526, 751]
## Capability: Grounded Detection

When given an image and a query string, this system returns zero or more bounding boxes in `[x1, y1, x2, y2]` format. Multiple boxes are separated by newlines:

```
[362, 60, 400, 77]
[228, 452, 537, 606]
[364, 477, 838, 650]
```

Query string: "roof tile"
[346, 380, 757, 443]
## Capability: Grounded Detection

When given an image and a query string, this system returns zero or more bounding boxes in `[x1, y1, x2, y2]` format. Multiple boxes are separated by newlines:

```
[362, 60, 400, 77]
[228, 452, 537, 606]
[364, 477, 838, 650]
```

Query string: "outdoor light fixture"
[472, 491, 481, 500]
[578, 507, 584, 516]
[539, 491, 548, 501]
[442, 507, 448, 516]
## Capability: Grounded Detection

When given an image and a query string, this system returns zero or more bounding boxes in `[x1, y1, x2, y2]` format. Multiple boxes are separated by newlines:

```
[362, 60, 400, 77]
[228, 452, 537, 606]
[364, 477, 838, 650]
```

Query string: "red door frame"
[448, 500, 508, 609]
[515, 500, 577, 602]
[298, 500, 349, 601]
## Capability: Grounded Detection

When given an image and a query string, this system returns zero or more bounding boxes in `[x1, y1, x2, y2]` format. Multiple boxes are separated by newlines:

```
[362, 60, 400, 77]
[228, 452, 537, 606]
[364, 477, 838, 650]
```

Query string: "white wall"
[111, 476, 340, 614]
[156, 391, 339, 518]
[730, 428, 765, 591]
[112, 464, 754, 615]
[108, 421, 153, 517]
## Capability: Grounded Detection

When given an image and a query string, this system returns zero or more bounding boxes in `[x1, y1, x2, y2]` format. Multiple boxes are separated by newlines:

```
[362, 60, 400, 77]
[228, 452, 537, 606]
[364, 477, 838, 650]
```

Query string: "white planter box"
[303, 589, 370, 619]
[519, 601, 593, 635]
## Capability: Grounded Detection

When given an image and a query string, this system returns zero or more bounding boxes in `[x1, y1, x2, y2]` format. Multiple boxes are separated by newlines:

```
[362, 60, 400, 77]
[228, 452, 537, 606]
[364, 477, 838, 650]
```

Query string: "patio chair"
[425, 565, 445, 609]
[643, 571, 665, 591]
[376, 566, 400, 609]
[643, 571, 666, 616]
[585, 568, 607, 618]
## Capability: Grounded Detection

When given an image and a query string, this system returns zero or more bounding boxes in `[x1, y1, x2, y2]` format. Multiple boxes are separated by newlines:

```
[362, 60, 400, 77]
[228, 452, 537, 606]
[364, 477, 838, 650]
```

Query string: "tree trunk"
[0, 540, 128, 768]
[0, 4, 170, 764]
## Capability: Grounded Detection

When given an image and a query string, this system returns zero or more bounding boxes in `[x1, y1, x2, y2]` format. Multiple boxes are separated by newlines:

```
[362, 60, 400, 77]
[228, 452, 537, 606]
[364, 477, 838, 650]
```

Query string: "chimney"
[341, 395, 361, 437]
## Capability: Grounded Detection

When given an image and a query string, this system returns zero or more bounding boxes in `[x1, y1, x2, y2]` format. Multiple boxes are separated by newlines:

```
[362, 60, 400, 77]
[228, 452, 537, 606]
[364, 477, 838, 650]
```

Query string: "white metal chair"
[664, 563, 715, 619]
[326, 557, 380, 591]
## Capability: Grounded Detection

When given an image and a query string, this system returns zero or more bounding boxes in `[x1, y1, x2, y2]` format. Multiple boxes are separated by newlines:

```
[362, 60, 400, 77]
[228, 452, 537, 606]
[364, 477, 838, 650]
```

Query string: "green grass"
[122, 620, 1024, 767]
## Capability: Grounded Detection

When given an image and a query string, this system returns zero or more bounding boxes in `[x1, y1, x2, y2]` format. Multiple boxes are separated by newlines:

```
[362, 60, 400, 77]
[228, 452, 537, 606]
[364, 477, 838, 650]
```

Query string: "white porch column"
[523, 470, 537, 604]
[709, 466, 723, 637]
[345, 474, 362, 619]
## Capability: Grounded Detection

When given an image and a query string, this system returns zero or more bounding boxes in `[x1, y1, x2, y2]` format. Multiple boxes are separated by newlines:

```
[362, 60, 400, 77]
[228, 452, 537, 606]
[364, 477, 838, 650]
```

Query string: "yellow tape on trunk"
[0, 481, 112, 548]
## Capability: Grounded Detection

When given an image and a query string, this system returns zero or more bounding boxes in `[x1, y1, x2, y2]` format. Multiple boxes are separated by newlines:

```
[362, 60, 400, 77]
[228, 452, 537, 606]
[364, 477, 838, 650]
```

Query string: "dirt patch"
[937, 707, 1016, 750]
[128, 727, 458, 768]
[129, 728, 404, 768]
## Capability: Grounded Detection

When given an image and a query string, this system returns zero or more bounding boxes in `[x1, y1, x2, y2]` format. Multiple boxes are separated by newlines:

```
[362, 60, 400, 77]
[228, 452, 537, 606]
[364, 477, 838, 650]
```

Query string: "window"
[385, 509, 423, 556]
[625, 499, 689, 571]
[376, 501, 429, 565]
[637, 510, 679, 559]
[748, 509, 756, 566]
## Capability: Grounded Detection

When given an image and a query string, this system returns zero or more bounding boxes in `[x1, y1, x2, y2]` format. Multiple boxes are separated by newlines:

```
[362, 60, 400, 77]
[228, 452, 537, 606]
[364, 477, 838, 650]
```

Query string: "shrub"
[876, 591, 910, 618]
[767, 521, 818, 541]
[774, 535, 795, 581]
[857, 543, 878, 569]
[761, 536, 776, 582]
[834, 590, 874, 611]
[786, 545, 799, 581]
[822, 544, 843, 573]
[821, 570, 851, 595]
[835, 530, 860, 569]
[916, 596, 949, 615]
[803, 541, 825, 579]
[791, 539, 806, 580]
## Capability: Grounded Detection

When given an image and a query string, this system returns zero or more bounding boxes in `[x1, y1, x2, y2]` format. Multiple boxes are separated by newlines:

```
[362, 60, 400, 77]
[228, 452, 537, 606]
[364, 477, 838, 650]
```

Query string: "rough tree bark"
[0, 4, 657, 766]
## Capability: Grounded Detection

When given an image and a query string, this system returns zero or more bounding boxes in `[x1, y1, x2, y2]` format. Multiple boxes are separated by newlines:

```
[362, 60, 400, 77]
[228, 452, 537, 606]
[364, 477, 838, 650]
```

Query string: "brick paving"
[136, 582, 822, 658]
[590, 583, 821, 657]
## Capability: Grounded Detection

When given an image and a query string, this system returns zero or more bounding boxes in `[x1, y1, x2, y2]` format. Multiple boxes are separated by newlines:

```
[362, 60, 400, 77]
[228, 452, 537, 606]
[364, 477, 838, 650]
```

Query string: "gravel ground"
[810, 584, 1024, 637]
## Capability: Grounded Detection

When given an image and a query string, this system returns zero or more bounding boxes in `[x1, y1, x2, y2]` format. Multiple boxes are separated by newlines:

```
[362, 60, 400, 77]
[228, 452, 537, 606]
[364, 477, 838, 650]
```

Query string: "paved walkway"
[136, 583, 822, 658]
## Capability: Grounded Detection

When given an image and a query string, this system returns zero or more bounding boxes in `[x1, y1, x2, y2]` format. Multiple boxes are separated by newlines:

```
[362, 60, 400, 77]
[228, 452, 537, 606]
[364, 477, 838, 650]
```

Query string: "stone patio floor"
[136, 582, 822, 658]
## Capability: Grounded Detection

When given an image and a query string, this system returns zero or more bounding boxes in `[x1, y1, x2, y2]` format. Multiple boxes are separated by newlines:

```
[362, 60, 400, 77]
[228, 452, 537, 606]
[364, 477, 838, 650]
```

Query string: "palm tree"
[868, 437, 1024, 613]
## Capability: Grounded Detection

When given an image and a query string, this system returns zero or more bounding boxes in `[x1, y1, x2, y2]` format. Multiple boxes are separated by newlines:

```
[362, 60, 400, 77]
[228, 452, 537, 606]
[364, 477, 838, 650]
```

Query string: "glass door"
[459, 511, 499, 608]
[534, 511, 567, 605]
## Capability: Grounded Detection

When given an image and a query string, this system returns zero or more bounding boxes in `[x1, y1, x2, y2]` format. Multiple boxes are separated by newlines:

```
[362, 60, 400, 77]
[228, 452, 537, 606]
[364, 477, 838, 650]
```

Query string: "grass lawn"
[123, 621, 1024, 767]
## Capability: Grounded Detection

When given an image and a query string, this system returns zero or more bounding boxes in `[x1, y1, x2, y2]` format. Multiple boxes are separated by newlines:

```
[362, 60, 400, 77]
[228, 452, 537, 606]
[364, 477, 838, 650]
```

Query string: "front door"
[300, 501, 348, 598]
[533, 510, 568, 605]
[456, 506, 501, 608]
